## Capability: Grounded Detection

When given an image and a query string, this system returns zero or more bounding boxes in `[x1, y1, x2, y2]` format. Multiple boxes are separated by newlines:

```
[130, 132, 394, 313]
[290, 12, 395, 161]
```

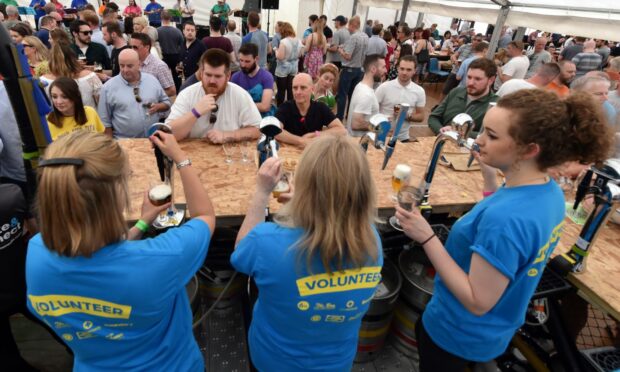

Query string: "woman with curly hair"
[396, 89, 613, 371]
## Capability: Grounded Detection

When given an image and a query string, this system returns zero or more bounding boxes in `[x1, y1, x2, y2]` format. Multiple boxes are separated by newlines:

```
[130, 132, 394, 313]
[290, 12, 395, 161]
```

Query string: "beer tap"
[257, 116, 282, 168]
[418, 114, 476, 218]
[148, 123, 185, 229]
[550, 162, 620, 275]
[359, 114, 391, 153]
[358, 103, 409, 170]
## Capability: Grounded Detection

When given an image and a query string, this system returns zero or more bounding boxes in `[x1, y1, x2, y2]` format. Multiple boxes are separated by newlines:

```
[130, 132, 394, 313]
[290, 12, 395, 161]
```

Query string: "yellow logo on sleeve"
[28, 295, 132, 319]
[296, 267, 382, 296]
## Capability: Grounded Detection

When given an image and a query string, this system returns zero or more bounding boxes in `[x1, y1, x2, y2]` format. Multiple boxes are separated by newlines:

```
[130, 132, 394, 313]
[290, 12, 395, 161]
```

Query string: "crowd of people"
[1, 3, 619, 371]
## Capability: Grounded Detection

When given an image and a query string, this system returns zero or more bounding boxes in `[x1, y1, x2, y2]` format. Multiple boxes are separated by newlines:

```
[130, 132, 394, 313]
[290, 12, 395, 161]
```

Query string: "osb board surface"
[119, 137, 486, 221]
[555, 219, 620, 320]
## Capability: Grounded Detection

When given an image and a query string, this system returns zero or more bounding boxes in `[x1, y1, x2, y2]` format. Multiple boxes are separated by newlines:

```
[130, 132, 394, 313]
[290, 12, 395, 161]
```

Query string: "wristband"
[191, 108, 201, 119]
[482, 190, 495, 198]
[135, 219, 149, 233]
[419, 233, 436, 246]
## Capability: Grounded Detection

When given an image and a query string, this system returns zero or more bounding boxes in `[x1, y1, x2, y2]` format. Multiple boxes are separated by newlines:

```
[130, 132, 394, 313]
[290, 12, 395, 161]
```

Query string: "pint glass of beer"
[389, 185, 423, 231]
[392, 164, 412, 201]
[149, 183, 172, 206]
[272, 173, 290, 198]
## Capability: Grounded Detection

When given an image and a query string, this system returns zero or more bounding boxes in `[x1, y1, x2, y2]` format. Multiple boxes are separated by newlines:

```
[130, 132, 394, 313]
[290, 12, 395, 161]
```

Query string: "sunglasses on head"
[209, 112, 217, 124]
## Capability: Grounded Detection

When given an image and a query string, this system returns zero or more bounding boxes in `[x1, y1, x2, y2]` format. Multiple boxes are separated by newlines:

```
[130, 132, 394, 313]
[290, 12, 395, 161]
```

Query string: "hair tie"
[39, 158, 85, 167]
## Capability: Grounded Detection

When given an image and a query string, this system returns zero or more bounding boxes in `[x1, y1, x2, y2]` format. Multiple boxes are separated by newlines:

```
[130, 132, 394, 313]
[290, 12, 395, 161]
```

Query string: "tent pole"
[352, 0, 358, 17]
[394, 10, 399, 24]
[365, 7, 370, 24]
[486, 5, 510, 59]
[416, 12, 424, 28]
[399, 0, 410, 25]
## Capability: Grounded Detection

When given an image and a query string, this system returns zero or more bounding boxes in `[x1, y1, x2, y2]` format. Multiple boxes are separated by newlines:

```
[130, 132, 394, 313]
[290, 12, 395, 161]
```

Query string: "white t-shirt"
[347, 82, 379, 137]
[166, 82, 261, 138]
[496, 79, 537, 97]
[496, 55, 530, 90]
[375, 79, 426, 141]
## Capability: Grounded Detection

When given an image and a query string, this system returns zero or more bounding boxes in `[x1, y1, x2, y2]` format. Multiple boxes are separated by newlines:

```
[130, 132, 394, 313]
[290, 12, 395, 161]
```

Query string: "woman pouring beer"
[232, 135, 384, 371]
[26, 130, 215, 370]
[395, 89, 613, 371]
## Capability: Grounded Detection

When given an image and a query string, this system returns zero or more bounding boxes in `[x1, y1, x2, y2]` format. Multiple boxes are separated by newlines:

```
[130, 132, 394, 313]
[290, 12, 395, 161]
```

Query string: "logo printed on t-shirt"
[28, 294, 132, 319]
[296, 266, 382, 296]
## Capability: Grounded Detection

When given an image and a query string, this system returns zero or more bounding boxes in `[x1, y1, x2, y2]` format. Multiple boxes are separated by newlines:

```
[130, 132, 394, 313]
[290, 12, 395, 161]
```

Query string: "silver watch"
[176, 158, 192, 170]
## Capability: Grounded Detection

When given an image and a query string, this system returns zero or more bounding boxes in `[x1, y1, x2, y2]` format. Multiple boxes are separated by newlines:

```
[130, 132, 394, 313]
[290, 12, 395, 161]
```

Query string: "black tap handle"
[573, 169, 593, 210]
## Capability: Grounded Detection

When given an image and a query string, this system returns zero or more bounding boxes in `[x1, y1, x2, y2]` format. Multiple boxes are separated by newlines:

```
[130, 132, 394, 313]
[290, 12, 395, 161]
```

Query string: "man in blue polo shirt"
[98, 49, 171, 138]
[144, 0, 163, 28]
[231, 43, 275, 117]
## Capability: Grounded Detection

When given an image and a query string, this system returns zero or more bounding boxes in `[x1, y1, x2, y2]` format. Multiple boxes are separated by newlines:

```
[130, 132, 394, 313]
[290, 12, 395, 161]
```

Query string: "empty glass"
[239, 141, 251, 163]
[389, 185, 423, 231]
[222, 141, 236, 164]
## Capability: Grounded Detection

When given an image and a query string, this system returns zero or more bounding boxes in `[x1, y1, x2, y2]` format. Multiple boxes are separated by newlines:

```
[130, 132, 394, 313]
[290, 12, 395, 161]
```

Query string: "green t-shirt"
[0, 0, 19, 6]
[211, 3, 231, 25]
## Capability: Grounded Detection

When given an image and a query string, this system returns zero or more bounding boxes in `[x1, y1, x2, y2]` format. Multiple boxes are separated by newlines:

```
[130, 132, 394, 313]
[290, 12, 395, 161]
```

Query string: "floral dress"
[304, 34, 324, 80]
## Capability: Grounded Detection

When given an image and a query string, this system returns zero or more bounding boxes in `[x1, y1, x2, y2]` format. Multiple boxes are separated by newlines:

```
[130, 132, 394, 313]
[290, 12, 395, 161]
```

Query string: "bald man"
[275, 73, 347, 148]
[572, 39, 603, 78]
[97, 49, 171, 138]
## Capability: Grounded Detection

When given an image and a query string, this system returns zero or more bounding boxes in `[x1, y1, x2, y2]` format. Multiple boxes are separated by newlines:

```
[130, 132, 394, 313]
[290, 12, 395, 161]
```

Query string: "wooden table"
[119, 136, 620, 320]
[120, 137, 486, 223]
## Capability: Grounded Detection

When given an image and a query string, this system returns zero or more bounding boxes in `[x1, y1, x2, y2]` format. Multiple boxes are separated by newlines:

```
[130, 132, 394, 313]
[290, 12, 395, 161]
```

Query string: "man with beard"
[376, 55, 426, 142]
[231, 43, 275, 117]
[428, 58, 498, 138]
[274, 73, 346, 149]
[545, 60, 576, 98]
[347, 54, 386, 136]
[103, 21, 130, 77]
[180, 21, 206, 81]
[167, 48, 261, 143]
[70, 20, 111, 70]
[98, 49, 170, 138]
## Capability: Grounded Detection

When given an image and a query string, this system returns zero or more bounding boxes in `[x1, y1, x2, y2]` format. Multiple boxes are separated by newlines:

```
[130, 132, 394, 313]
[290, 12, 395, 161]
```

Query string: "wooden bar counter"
[119, 137, 620, 320]
[119, 137, 486, 222]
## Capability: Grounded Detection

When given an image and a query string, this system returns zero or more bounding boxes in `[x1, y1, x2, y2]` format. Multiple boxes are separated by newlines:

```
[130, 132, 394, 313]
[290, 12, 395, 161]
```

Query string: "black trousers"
[416, 318, 469, 372]
[275, 75, 294, 106]
[162, 53, 181, 93]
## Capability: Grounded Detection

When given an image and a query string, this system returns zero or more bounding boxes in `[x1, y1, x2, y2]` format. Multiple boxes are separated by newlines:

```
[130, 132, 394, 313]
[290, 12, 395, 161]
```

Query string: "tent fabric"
[359, 0, 620, 41]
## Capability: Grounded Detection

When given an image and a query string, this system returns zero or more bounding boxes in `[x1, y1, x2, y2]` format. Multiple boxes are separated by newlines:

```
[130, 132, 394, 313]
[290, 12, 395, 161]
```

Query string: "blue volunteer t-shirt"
[144, 2, 163, 25]
[422, 180, 565, 361]
[26, 219, 211, 372]
[231, 222, 383, 372]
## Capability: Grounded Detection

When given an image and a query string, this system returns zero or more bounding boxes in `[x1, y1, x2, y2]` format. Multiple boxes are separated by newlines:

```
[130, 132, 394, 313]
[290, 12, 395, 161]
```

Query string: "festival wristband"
[134, 219, 149, 233]
[191, 108, 201, 119]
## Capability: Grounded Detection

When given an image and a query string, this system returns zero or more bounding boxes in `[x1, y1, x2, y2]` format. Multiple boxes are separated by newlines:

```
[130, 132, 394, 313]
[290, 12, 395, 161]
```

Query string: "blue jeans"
[336, 67, 363, 120]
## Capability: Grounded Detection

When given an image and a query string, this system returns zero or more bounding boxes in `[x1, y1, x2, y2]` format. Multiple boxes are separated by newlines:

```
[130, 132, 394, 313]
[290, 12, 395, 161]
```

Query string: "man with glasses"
[130, 32, 176, 99]
[70, 20, 111, 70]
[98, 49, 170, 138]
[167, 48, 261, 143]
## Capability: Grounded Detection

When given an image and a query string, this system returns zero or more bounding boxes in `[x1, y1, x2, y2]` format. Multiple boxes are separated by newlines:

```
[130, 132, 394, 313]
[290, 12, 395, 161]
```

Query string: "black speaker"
[262, 0, 279, 10]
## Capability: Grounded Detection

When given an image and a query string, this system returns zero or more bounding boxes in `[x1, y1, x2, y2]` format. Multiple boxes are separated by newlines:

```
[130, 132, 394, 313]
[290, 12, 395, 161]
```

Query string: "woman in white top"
[41, 41, 101, 108]
[275, 22, 302, 106]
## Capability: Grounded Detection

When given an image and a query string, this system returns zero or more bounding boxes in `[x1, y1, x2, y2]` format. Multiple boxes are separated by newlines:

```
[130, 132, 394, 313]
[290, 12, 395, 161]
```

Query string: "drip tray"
[581, 347, 620, 372]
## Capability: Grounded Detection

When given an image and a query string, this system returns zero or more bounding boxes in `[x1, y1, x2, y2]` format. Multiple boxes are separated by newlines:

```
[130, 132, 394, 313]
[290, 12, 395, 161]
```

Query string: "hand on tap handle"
[150, 130, 187, 164]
